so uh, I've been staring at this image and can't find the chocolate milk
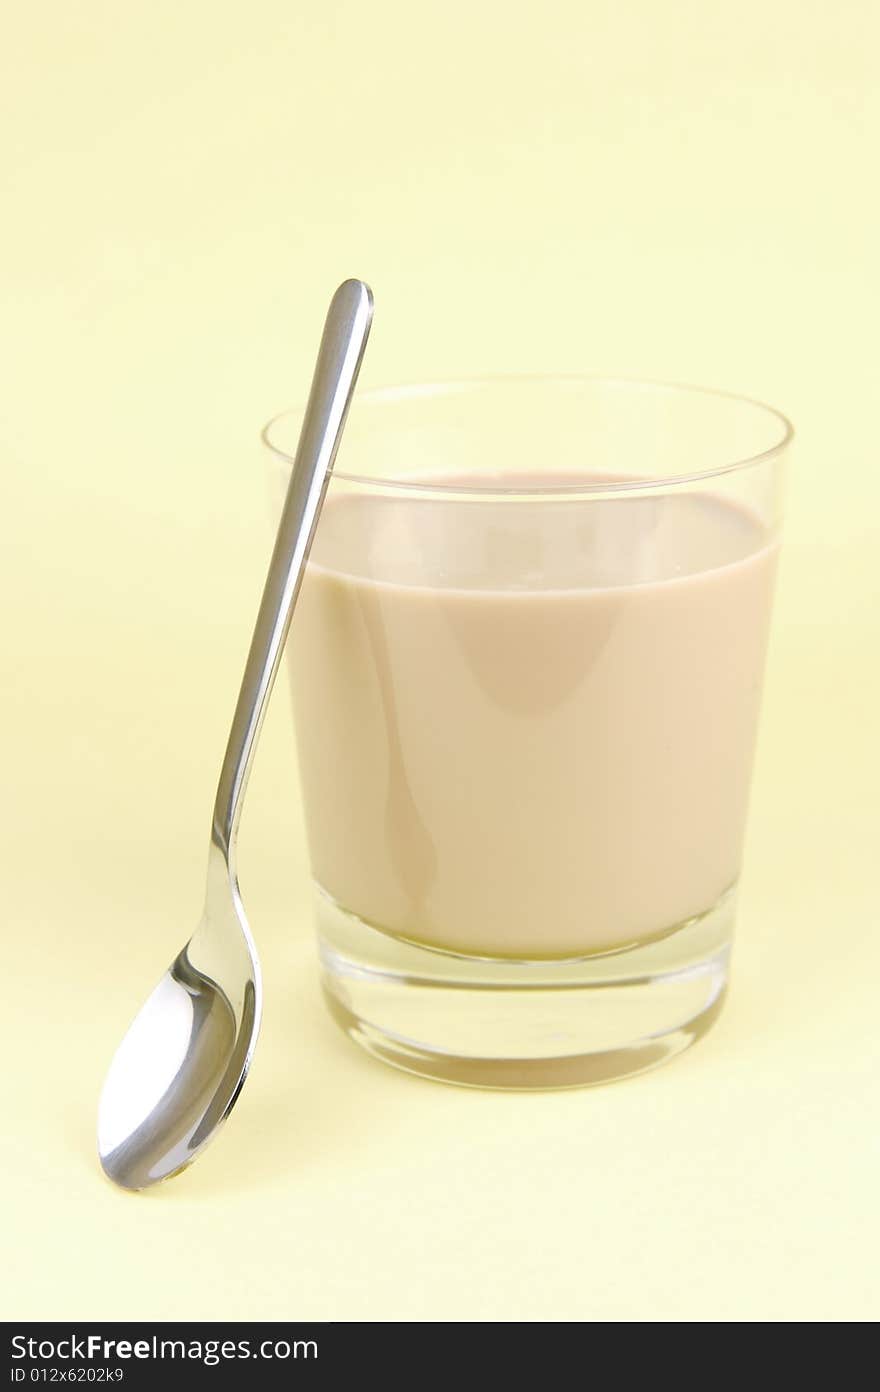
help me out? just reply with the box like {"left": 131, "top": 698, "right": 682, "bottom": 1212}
{"left": 290, "top": 481, "right": 777, "bottom": 958}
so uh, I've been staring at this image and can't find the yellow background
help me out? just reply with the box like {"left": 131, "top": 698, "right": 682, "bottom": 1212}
{"left": 2, "top": 1, "right": 878, "bottom": 1322}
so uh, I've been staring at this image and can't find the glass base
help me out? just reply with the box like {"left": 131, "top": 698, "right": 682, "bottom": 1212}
{"left": 316, "top": 886, "right": 734, "bottom": 1090}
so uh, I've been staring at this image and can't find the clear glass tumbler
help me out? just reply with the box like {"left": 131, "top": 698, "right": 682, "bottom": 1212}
{"left": 264, "top": 377, "right": 791, "bottom": 1088}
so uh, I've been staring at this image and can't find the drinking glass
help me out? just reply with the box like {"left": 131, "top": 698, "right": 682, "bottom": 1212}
{"left": 264, "top": 377, "right": 791, "bottom": 1087}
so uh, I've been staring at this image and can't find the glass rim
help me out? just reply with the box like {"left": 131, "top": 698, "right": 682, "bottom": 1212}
{"left": 261, "top": 374, "right": 794, "bottom": 497}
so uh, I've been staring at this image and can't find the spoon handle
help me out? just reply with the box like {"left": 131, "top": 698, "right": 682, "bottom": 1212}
{"left": 212, "top": 279, "right": 374, "bottom": 862}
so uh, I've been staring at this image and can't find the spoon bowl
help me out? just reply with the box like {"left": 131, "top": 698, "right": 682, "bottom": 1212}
{"left": 98, "top": 850, "right": 259, "bottom": 1189}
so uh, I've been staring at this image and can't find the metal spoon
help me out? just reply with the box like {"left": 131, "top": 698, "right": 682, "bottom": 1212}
{"left": 98, "top": 279, "right": 374, "bottom": 1190}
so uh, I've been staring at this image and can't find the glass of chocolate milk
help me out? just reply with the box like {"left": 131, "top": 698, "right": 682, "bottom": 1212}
{"left": 264, "top": 378, "right": 791, "bottom": 1088}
